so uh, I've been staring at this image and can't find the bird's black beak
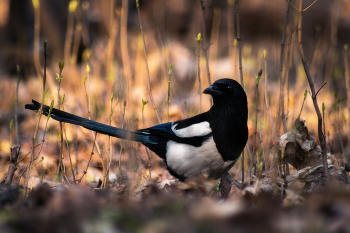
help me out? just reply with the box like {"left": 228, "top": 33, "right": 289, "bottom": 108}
{"left": 203, "top": 85, "right": 224, "bottom": 96}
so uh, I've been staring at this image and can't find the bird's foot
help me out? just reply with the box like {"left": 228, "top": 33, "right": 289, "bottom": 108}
{"left": 219, "top": 172, "right": 244, "bottom": 198}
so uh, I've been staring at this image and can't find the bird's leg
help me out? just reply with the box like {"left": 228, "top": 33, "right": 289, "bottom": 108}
{"left": 219, "top": 172, "right": 243, "bottom": 198}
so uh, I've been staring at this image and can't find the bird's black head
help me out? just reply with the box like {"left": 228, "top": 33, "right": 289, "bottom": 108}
{"left": 203, "top": 79, "right": 247, "bottom": 114}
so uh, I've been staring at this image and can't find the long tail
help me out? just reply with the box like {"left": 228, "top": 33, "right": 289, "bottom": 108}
{"left": 25, "top": 100, "right": 155, "bottom": 144}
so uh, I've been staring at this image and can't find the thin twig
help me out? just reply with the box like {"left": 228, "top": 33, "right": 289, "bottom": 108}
{"left": 284, "top": 26, "right": 298, "bottom": 46}
{"left": 253, "top": 70, "right": 262, "bottom": 177}
{"left": 76, "top": 132, "right": 97, "bottom": 185}
{"left": 198, "top": 0, "right": 212, "bottom": 107}
{"left": 302, "top": 0, "right": 319, "bottom": 12}
{"left": 62, "top": 102, "right": 76, "bottom": 185}
{"left": 119, "top": 101, "right": 127, "bottom": 178}
{"left": 196, "top": 33, "right": 202, "bottom": 114}
{"left": 57, "top": 60, "right": 65, "bottom": 178}
{"left": 298, "top": 90, "right": 307, "bottom": 119}
{"left": 33, "top": 103, "right": 53, "bottom": 162}
{"left": 279, "top": 0, "right": 292, "bottom": 134}
{"left": 167, "top": 64, "right": 174, "bottom": 122}
{"left": 64, "top": 1, "right": 78, "bottom": 67}
{"left": 32, "top": 0, "right": 42, "bottom": 78}
{"left": 336, "top": 103, "right": 345, "bottom": 162}
{"left": 296, "top": 0, "right": 329, "bottom": 180}
{"left": 121, "top": 0, "right": 131, "bottom": 102}
{"left": 284, "top": 0, "right": 299, "bottom": 12}
{"left": 263, "top": 51, "right": 278, "bottom": 140}
{"left": 17, "top": 143, "right": 41, "bottom": 164}
{"left": 344, "top": 45, "right": 350, "bottom": 163}
{"left": 24, "top": 40, "right": 48, "bottom": 199}
{"left": 236, "top": 0, "right": 245, "bottom": 183}
{"left": 136, "top": 1, "right": 161, "bottom": 124}
{"left": 83, "top": 74, "right": 102, "bottom": 156}
{"left": 315, "top": 82, "right": 327, "bottom": 97}
{"left": 142, "top": 99, "right": 152, "bottom": 181}
{"left": 15, "top": 65, "right": 20, "bottom": 146}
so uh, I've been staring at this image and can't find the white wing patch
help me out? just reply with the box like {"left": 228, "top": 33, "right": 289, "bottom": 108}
{"left": 166, "top": 137, "right": 236, "bottom": 179}
{"left": 171, "top": 121, "right": 212, "bottom": 138}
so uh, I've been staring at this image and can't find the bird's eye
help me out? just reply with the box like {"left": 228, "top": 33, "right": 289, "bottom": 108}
{"left": 227, "top": 85, "right": 233, "bottom": 91}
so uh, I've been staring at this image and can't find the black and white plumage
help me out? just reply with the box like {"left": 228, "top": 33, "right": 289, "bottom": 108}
{"left": 25, "top": 79, "right": 248, "bottom": 181}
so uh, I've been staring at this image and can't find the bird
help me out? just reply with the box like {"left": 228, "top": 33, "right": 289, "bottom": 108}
{"left": 25, "top": 78, "right": 248, "bottom": 182}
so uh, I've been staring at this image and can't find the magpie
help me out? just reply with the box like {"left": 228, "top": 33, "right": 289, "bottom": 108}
{"left": 25, "top": 79, "right": 248, "bottom": 181}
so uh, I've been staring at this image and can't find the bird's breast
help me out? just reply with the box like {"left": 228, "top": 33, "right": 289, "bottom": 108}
{"left": 165, "top": 136, "right": 238, "bottom": 180}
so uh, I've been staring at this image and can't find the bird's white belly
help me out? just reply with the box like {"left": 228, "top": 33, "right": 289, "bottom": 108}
{"left": 166, "top": 137, "right": 236, "bottom": 179}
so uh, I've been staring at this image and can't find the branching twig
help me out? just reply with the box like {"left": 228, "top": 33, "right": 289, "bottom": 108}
{"left": 284, "top": 0, "right": 299, "bottom": 12}
{"left": 17, "top": 143, "right": 41, "bottom": 164}
{"left": 34, "top": 100, "right": 54, "bottom": 161}
{"left": 136, "top": 0, "right": 161, "bottom": 124}
{"left": 315, "top": 82, "right": 327, "bottom": 97}
{"left": 294, "top": 0, "right": 329, "bottom": 180}
{"left": 76, "top": 132, "right": 97, "bottom": 185}
{"left": 24, "top": 40, "right": 48, "bottom": 198}
{"left": 62, "top": 98, "right": 76, "bottom": 185}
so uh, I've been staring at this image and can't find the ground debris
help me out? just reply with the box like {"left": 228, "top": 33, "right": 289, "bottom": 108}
{"left": 278, "top": 118, "right": 323, "bottom": 170}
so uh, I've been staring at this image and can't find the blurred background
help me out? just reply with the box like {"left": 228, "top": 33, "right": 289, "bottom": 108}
{"left": 0, "top": 0, "right": 349, "bottom": 184}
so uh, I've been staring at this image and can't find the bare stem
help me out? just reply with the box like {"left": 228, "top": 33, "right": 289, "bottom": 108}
{"left": 62, "top": 105, "right": 76, "bottom": 185}
{"left": 253, "top": 70, "right": 262, "bottom": 177}
{"left": 236, "top": 0, "right": 245, "bottom": 183}
{"left": 24, "top": 40, "right": 48, "bottom": 198}
{"left": 83, "top": 67, "right": 102, "bottom": 158}
{"left": 264, "top": 51, "right": 278, "bottom": 140}
{"left": 196, "top": 35, "right": 202, "bottom": 114}
{"left": 57, "top": 68, "right": 64, "bottom": 179}
{"left": 76, "top": 132, "right": 97, "bottom": 185}
{"left": 15, "top": 66, "right": 20, "bottom": 146}
{"left": 32, "top": 1, "right": 41, "bottom": 78}
{"left": 198, "top": 0, "right": 212, "bottom": 106}
{"left": 337, "top": 104, "right": 345, "bottom": 162}
{"left": 253, "top": 76, "right": 259, "bottom": 176}
{"left": 17, "top": 143, "right": 41, "bottom": 164}
{"left": 119, "top": 101, "right": 127, "bottom": 178}
{"left": 343, "top": 45, "right": 350, "bottom": 163}
{"left": 279, "top": 0, "right": 292, "bottom": 134}
{"left": 295, "top": 0, "right": 329, "bottom": 180}
{"left": 142, "top": 100, "right": 152, "bottom": 181}
{"left": 136, "top": 4, "right": 161, "bottom": 124}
